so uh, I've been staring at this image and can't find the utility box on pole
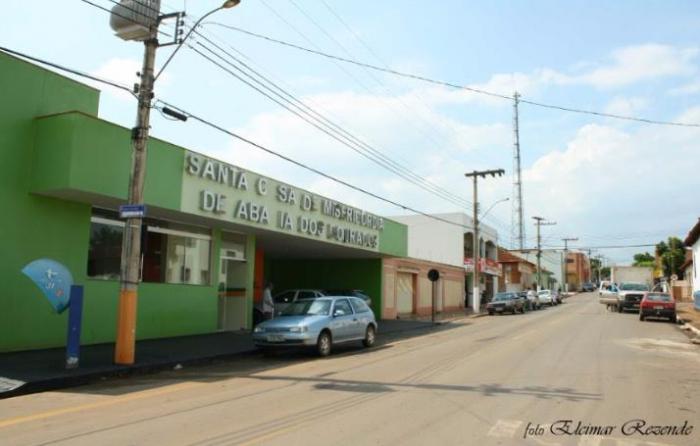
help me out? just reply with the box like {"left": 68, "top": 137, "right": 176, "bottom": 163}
{"left": 110, "top": 0, "right": 160, "bottom": 41}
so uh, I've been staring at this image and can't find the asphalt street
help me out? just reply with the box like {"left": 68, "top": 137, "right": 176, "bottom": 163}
{"left": 1, "top": 292, "right": 698, "bottom": 446}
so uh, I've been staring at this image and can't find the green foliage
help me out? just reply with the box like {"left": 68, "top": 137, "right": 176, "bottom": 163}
{"left": 632, "top": 252, "right": 655, "bottom": 267}
{"left": 655, "top": 237, "right": 685, "bottom": 277}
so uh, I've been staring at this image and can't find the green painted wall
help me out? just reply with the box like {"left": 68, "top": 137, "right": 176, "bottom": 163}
{"left": 0, "top": 52, "right": 401, "bottom": 352}
{"left": 32, "top": 112, "right": 184, "bottom": 211}
{"left": 379, "top": 219, "right": 408, "bottom": 257}
{"left": 0, "top": 53, "right": 99, "bottom": 352}
{"left": 0, "top": 54, "right": 223, "bottom": 352}
{"left": 266, "top": 258, "right": 383, "bottom": 316}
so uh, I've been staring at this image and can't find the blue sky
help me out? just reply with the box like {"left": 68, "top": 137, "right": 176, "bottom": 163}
{"left": 4, "top": 0, "right": 700, "bottom": 264}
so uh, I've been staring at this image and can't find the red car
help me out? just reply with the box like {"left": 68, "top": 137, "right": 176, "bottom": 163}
{"left": 639, "top": 292, "right": 676, "bottom": 323}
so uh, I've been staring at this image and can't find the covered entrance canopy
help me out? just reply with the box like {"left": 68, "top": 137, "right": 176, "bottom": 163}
{"left": 28, "top": 111, "right": 407, "bottom": 339}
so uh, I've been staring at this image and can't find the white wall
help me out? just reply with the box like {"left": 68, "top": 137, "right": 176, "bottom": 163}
{"left": 693, "top": 240, "right": 700, "bottom": 294}
{"left": 510, "top": 250, "right": 565, "bottom": 287}
{"left": 391, "top": 213, "right": 500, "bottom": 268}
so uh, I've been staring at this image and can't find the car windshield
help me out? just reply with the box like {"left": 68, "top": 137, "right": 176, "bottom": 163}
{"left": 620, "top": 283, "right": 648, "bottom": 291}
{"left": 493, "top": 293, "right": 512, "bottom": 301}
{"left": 646, "top": 293, "right": 671, "bottom": 302}
{"left": 277, "top": 299, "right": 331, "bottom": 316}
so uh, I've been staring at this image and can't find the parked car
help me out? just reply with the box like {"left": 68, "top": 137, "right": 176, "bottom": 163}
{"left": 639, "top": 292, "right": 676, "bottom": 323}
{"left": 598, "top": 283, "right": 619, "bottom": 310}
{"left": 537, "top": 289, "right": 556, "bottom": 306}
{"left": 616, "top": 282, "right": 649, "bottom": 313}
{"left": 581, "top": 282, "right": 596, "bottom": 292}
{"left": 272, "top": 289, "right": 326, "bottom": 315}
{"left": 253, "top": 297, "right": 377, "bottom": 356}
{"left": 552, "top": 290, "right": 563, "bottom": 304}
{"left": 323, "top": 289, "right": 372, "bottom": 307}
{"left": 487, "top": 292, "right": 526, "bottom": 315}
{"left": 525, "top": 289, "right": 540, "bottom": 310}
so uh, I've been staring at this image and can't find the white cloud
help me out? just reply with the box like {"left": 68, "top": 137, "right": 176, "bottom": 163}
{"left": 603, "top": 96, "right": 649, "bottom": 116}
{"left": 670, "top": 80, "right": 700, "bottom": 96}
{"left": 565, "top": 44, "right": 698, "bottom": 88}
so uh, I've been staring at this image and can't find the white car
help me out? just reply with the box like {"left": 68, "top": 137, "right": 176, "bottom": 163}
{"left": 537, "top": 289, "right": 556, "bottom": 306}
{"left": 526, "top": 290, "right": 541, "bottom": 310}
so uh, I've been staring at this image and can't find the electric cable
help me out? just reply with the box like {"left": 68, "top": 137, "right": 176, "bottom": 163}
{"left": 210, "top": 23, "right": 700, "bottom": 128}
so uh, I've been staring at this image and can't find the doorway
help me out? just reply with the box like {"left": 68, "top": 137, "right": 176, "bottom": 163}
{"left": 217, "top": 232, "right": 248, "bottom": 331}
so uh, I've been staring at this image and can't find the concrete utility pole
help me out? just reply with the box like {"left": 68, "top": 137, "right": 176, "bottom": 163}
{"left": 111, "top": 0, "right": 240, "bottom": 365}
{"left": 532, "top": 216, "right": 556, "bottom": 290}
{"left": 561, "top": 237, "right": 578, "bottom": 293}
{"left": 113, "top": 1, "right": 161, "bottom": 366}
{"left": 511, "top": 91, "right": 525, "bottom": 250}
{"left": 465, "top": 169, "right": 505, "bottom": 313}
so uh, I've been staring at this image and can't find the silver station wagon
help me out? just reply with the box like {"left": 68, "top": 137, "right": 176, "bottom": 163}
{"left": 253, "top": 296, "right": 378, "bottom": 356}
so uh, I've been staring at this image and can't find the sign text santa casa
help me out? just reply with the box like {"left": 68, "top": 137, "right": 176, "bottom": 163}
{"left": 180, "top": 152, "right": 384, "bottom": 250}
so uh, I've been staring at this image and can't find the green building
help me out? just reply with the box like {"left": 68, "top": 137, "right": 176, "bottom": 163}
{"left": 0, "top": 52, "right": 408, "bottom": 353}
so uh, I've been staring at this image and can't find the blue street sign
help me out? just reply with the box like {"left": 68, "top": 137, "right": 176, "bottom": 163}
{"left": 119, "top": 204, "right": 147, "bottom": 218}
{"left": 22, "top": 259, "right": 73, "bottom": 313}
{"left": 66, "top": 285, "right": 84, "bottom": 369}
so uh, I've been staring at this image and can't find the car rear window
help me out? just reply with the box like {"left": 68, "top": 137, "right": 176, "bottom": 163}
{"left": 350, "top": 297, "right": 370, "bottom": 313}
{"left": 646, "top": 293, "right": 671, "bottom": 302}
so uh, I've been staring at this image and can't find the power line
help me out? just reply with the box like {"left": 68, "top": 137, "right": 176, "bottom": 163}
{"left": 0, "top": 45, "right": 136, "bottom": 97}
{"left": 209, "top": 23, "right": 700, "bottom": 129}
{"left": 79, "top": 0, "right": 174, "bottom": 39}
{"left": 185, "top": 20, "right": 513, "bottom": 233}
{"left": 189, "top": 39, "right": 478, "bottom": 213}
{"left": 0, "top": 45, "right": 481, "bottom": 233}
{"left": 258, "top": 0, "right": 467, "bottom": 172}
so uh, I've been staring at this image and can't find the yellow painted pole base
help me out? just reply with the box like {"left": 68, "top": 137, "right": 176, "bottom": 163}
{"left": 114, "top": 289, "right": 138, "bottom": 365}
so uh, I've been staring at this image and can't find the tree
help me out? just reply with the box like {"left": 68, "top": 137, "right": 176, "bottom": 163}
{"left": 656, "top": 237, "right": 685, "bottom": 278}
{"left": 632, "top": 252, "right": 655, "bottom": 267}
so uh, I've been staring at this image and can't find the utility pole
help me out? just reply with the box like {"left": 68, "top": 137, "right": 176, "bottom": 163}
{"left": 465, "top": 169, "right": 505, "bottom": 313}
{"left": 561, "top": 237, "right": 578, "bottom": 294}
{"left": 110, "top": 0, "right": 239, "bottom": 365}
{"left": 532, "top": 216, "right": 556, "bottom": 290}
{"left": 512, "top": 92, "right": 525, "bottom": 250}
{"left": 113, "top": 1, "right": 161, "bottom": 365}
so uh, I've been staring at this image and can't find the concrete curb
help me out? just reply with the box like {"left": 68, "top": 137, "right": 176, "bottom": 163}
{"left": 1, "top": 320, "right": 467, "bottom": 400}
{"left": 1, "top": 349, "right": 260, "bottom": 400}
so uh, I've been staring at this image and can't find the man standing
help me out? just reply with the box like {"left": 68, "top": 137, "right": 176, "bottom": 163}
{"left": 262, "top": 282, "right": 275, "bottom": 320}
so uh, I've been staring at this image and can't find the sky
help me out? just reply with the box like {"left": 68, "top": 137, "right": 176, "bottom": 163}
{"left": 4, "top": 0, "right": 700, "bottom": 265}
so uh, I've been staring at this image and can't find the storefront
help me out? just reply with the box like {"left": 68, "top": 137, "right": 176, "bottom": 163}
{"left": 0, "top": 52, "right": 407, "bottom": 353}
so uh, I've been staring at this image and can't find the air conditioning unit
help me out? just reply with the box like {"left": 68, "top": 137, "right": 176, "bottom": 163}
{"left": 109, "top": 0, "right": 160, "bottom": 41}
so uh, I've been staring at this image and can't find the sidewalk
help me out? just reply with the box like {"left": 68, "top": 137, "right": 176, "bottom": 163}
{"left": 0, "top": 318, "right": 467, "bottom": 399}
{"left": 676, "top": 302, "right": 700, "bottom": 341}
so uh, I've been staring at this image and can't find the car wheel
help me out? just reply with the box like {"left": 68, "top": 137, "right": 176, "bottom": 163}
{"left": 639, "top": 313, "right": 645, "bottom": 321}
{"left": 316, "top": 331, "right": 332, "bottom": 357}
{"left": 488, "top": 311, "right": 494, "bottom": 315}
{"left": 670, "top": 315, "right": 677, "bottom": 324}
{"left": 362, "top": 325, "right": 376, "bottom": 348}
{"left": 617, "top": 304, "right": 623, "bottom": 313}
{"left": 521, "top": 306, "right": 526, "bottom": 314}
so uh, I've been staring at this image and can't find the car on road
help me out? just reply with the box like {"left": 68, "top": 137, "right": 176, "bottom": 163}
{"left": 273, "top": 289, "right": 373, "bottom": 315}
{"left": 273, "top": 289, "right": 326, "bottom": 315}
{"left": 322, "top": 289, "right": 372, "bottom": 307}
{"left": 639, "top": 292, "right": 677, "bottom": 323}
{"left": 487, "top": 292, "right": 526, "bottom": 315}
{"left": 615, "top": 282, "right": 649, "bottom": 313}
{"left": 525, "top": 290, "right": 541, "bottom": 310}
{"left": 253, "top": 296, "right": 377, "bottom": 356}
{"left": 581, "top": 282, "right": 596, "bottom": 292}
{"left": 598, "top": 283, "right": 619, "bottom": 310}
{"left": 537, "top": 289, "right": 556, "bottom": 306}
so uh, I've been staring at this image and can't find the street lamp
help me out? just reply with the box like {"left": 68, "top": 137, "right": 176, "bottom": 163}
{"left": 155, "top": 0, "right": 241, "bottom": 81}
{"left": 110, "top": 0, "right": 241, "bottom": 365}
{"left": 481, "top": 197, "right": 509, "bottom": 220}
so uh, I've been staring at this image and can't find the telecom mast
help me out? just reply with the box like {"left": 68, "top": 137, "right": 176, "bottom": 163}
{"left": 512, "top": 91, "right": 525, "bottom": 249}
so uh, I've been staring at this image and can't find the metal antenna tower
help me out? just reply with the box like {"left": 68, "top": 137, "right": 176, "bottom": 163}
{"left": 511, "top": 91, "right": 524, "bottom": 249}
